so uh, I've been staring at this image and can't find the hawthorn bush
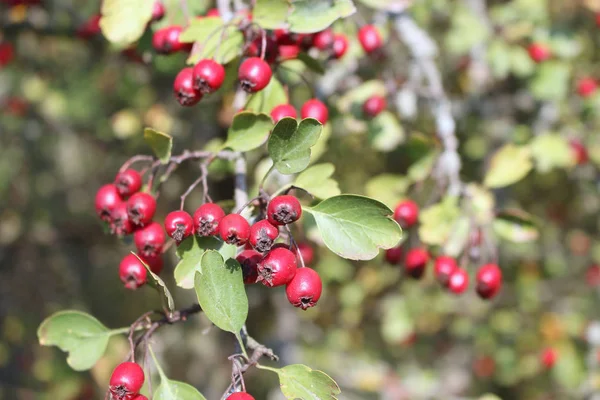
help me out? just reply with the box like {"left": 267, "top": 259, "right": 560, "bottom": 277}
{"left": 2, "top": 0, "right": 600, "bottom": 399}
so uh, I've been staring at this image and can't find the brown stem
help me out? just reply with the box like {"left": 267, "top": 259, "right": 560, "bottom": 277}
{"left": 119, "top": 155, "right": 154, "bottom": 173}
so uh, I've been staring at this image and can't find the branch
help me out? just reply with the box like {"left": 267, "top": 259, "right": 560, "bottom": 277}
{"left": 234, "top": 154, "right": 248, "bottom": 210}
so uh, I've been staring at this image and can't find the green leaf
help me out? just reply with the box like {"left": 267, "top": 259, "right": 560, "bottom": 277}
{"left": 445, "top": 6, "right": 489, "bottom": 55}
{"left": 296, "top": 52, "right": 326, "bottom": 75}
{"left": 530, "top": 61, "right": 571, "bottom": 101}
{"left": 294, "top": 163, "right": 341, "bottom": 199}
{"left": 443, "top": 216, "right": 471, "bottom": 257}
{"left": 484, "top": 144, "right": 533, "bottom": 188}
{"left": 493, "top": 209, "right": 539, "bottom": 243}
{"left": 180, "top": 17, "right": 244, "bottom": 65}
{"left": 100, "top": 0, "right": 154, "bottom": 45}
{"left": 224, "top": 112, "right": 274, "bottom": 152}
{"left": 246, "top": 78, "right": 288, "bottom": 114}
{"left": 338, "top": 80, "right": 386, "bottom": 113}
{"left": 529, "top": 133, "right": 574, "bottom": 172}
{"left": 37, "top": 311, "right": 114, "bottom": 371}
{"left": 509, "top": 46, "right": 535, "bottom": 77}
{"left": 144, "top": 128, "right": 173, "bottom": 164}
{"left": 268, "top": 117, "right": 323, "bottom": 174}
{"left": 418, "top": 196, "right": 461, "bottom": 246}
{"left": 487, "top": 39, "right": 512, "bottom": 79}
{"left": 407, "top": 150, "right": 439, "bottom": 182}
{"left": 367, "top": 111, "right": 405, "bottom": 152}
{"left": 356, "top": 0, "right": 408, "bottom": 11}
{"left": 154, "top": 379, "right": 207, "bottom": 400}
{"left": 288, "top": 0, "right": 356, "bottom": 33}
{"left": 365, "top": 174, "right": 411, "bottom": 209}
{"left": 273, "top": 364, "right": 341, "bottom": 399}
{"left": 381, "top": 296, "right": 414, "bottom": 344}
{"left": 253, "top": 0, "right": 290, "bottom": 29}
{"left": 303, "top": 195, "right": 402, "bottom": 260}
{"left": 552, "top": 342, "right": 584, "bottom": 389}
{"left": 194, "top": 250, "right": 248, "bottom": 334}
{"left": 132, "top": 253, "right": 175, "bottom": 313}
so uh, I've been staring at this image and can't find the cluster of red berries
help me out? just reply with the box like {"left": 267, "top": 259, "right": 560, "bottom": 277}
{"left": 385, "top": 200, "right": 503, "bottom": 299}
{"left": 109, "top": 362, "right": 146, "bottom": 400}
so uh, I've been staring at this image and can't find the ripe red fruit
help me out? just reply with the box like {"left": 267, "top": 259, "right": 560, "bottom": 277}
{"left": 476, "top": 263, "right": 502, "bottom": 299}
{"left": 577, "top": 77, "right": 597, "bottom": 98}
{"left": 119, "top": 254, "right": 148, "bottom": 290}
{"left": 164, "top": 210, "right": 194, "bottom": 243}
{"left": 358, "top": 25, "right": 383, "bottom": 53}
{"left": 142, "top": 254, "right": 164, "bottom": 275}
{"left": 132, "top": 395, "right": 149, "bottom": 400}
{"left": 296, "top": 242, "right": 314, "bottom": 266}
{"left": 193, "top": 203, "right": 226, "bottom": 236}
{"left": 114, "top": 169, "right": 142, "bottom": 198}
{"left": 110, "top": 202, "right": 134, "bottom": 236}
{"left": 300, "top": 99, "right": 328, "bottom": 124}
{"left": 151, "top": 1, "right": 165, "bottom": 21}
{"left": 385, "top": 246, "right": 403, "bottom": 264}
{"left": 527, "top": 43, "right": 551, "bottom": 63}
{"left": 227, "top": 393, "right": 255, "bottom": 400}
{"left": 363, "top": 95, "right": 387, "bottom": 118}
{"left": 246, "top": 36, "right": 278, "bottom": 64}
{"left": 448, "top": 268, "right": 469, "bottom": 294}
{"left": 286, "top": 267, "right": 322, "bottom": 310}
{"left": 109, "top": 362, "right": 145, "bottom": 399}
{"left": 278, "top": 44, "right": 301, "bottom": 61}
{"left": 205, "top": 8, "right": 220, "bottom": 17}
{"left": 405, "top": 248, "right": 429, "bottom": 279}
{"left": 332, "top": 34, "right": 349, "bottom": 59}
{"left": 134, "top": 222, "right": 166, "bottom": 258}
{"left": 126, "top": 192, "right": 156, "bottom": 227}
{"left": 0, "top": 42, "right": 14, "bottom": 67}
{"left": 193, "top": 59, "right": 226, "bottom": 94}
{"left": 570, "top": 140, "right": 589, "bottom": 165}
{"left": 270, "top": 104, "right": 297, "bottom": 123}
{"left": 219, "top": 214, "right": 251, "bottom": 245}
{"left": 257, "top": 247, "right": 297, "bottom": 287}
{"left": 434, "top": 256, "right": 458, "bottom": 287}
{"left": 249, "top": 219, "right": 279, "bottom": 252}
{"left": 174, "top": 67, "right": 203, "bottom": 106}
{"left": 152, "top": 26, "right": 186, "bottom": 54}
{"left": 76, "top": 14, "right": 101, "bottom": 39}
{"left": 541, "top": 347, "right": 558, "bottom": 369}
{"left": 267, "top": 195, "right": 302, "bottom": 226}
{"left": 95, "top": 184, "right": 123, "bottom": 222}
{"left": 394, "top": 200, "right": 419, "bottom": 228}
{"left": 586, "top": 264, "right": 600, "bottom": 287}
{"left": 313, "top": 29, "right": 334, "bottom": 50}
{"left": 238, "top": 57, "right": 272, "bottom": 93}
{"left": 236, "top": 250, "right": 262, "bottom": 284}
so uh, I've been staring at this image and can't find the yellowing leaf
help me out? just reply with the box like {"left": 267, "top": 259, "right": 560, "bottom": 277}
{"left": 484, "top": 144, "right": 533, "bottom": 188}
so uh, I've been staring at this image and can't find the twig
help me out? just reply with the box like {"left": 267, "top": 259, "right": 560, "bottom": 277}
{"left": 119, "top": 155, "right": 154, "bottom": 173}
{"left": 180, "top": 161, "right": 211, "bottom": 209}
{"left": 234, "top": 154, "right": 248, "bottom": 210}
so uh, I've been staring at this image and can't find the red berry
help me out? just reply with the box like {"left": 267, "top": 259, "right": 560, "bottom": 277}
{"left": 385, "top": 246, "right": 403, "bottom": 264}
{"left": 152, "top": 26, "right": 186, "bottom": 54}
{"left": 577, "top": 77, "right": 597, "bottom": 98}
{"left": 174, "top": 67, "right": 203, "bottom": 106}
{"left": 394, "top": 200, "right": 419, "bottom": 228}
{"left": 286, "top": 267, "right": 322, "bottom": 310}
{"left": 363, "top": 95, "right": 387, "bottom": 118}
{"left": 596, "top": 13, "right": 600, "bottom": 27}
{"left": 249, "top": 219, "right": 279, "bottom": 252}
{"left": 273, "top": 29, "right": 294, "bottom": 45}
{"left": 246, "top": 36, "right": 278, "bottom": 64}
{"left": 405, "top": 248, "right": 429, "bottom": 279}
{"left": 126, "top": 192, "right": 156, "bottom": 227}
{"left": 227, "top": 393, "right": 255, "bottom": 400}
{"left": 332, "top": 34, "right": 348, "bottom": 59}
{"left": 205, "top": 8, "right": 220, "bottom": 17}
{"left": 278, "top": 44, "right": 301, "bottom": 61}
{"left": 109, "top": 362, "right": 145, "bottom": 399}
{"left": 114, "top": 169, "right": 142, "bottom": 198}
{"left": 570, "top": 140, "right": 589, "bottom": 165}
{"left": 358, "top": 25, "right": 383, "bottom": 53}
{"left": 151, "top": 1, "right": 165, "bottom": 21}
{"left": 76, "top": 14, "right": 101, "bottom": 39}
{"left": 193, "top": 203, "right": 226, "bottom": 236}
{"left": 448, "top": 268, "right": 469, "bottom": 294}
{"left": 296, "top": 242, "right": 314, "bottom": 266}
{"left": 434, "top": 256, "right": 458, "bottom": 287}
{"left": 119, "top": 254, "right": 148, "bottom": 290}
{"left": 134, "top": 222, "right": 166, "bottom": 258}
{"left": 267, "top": 195, "right": 302, "bottom": 226}
{"left": 238, "top": 57, "right": 272, "bottom": 93}
{"left": 312, "top": 29, "right": 334, "bottom": 50}
{"left": 541, "top": 347, "right": 558, "bottom": 369}
{"left": 95, "top": 184, "right": 123, "bottom": 222}
{"left": 300, "top": 99, "right": 328, "bottom": 124}
{"left": 193, "top": 59, "right": 226, "bottom": 94}
{"left": 219, "top": 214, "right": 251, "bottom": 245}
{"left": 0, "top": 42, "right": 14, "bottom": 68}
{"left": 476, "top": 263, "right": 502, "bottom": 299}
{"left": 164, "top": 210, "right": 194, "bottom": 243}
{"left": 110, "top": 202, "right": 134, "bottom": 236}
{"left": 142, "top": 254, "right": 164, "bottom": 275}
{"left": 586, "top": 264, "right": 600, "bottom": 287}
{"left": 132, "top": 395, "right": 149, "bottom": 400}
{"left": 236, "top": 250, "right": 262, "bottom": 284}
{"left": 527, "top": 43, "right": 551, "bottom": 63}
{"left": 257, "top": 247, "right": 297, "bottom": 287}
{"left": 270, "top": 104, "right": 297, "bottom": 123}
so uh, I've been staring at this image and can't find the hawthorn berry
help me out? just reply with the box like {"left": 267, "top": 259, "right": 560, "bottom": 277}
{"left": 134, "top": 222, "right": 166, "bottom": 258}
{"left": 257, "top": 247, "right": 297, "bottom": 287}
{"left": 152, "top": 26, "right": 186, "bottom": 54}
{"left": 126, "top": 192, "right": 156, "bottom": 227}
{"left": 286, "top": 267, "right": 322, "bottom": 310}
{"left": 174, "top": 67, "right": 203, "bottom": 106}
{"left": 219, "top": 214, "right": 251, "bottom": 245}
{"left": 114, "top": 169, "right": 142, "bottom": 198}
{"left": 448, "top": 268, "right": 469, "bottom": 294}
{"left": 475, "top": 263, "right": 502, "bottom": 299}
{"left": 0, "top": 42, "right": 14, "bottom": 68}
{"left": 278, "top": 44, "right": 301, "bottom": 61}
{"left": 193, "top": 59, "right": 226, "bottom": 94}
{"left": 110, "top": 202, "right": 134, "bottom": 236}
{"left": 312, "top": 29, "right": 334, "bottom": 50}
{"left": 151, "top": 1, "right": 165, "bottom": 21}
{"left": 119, "top": 254, "right": 148, "bottom": 290}
{"left": 267, "top": 195, "right": 302, "bottom": 226}
{"left": 164, "top": 210, "right": 194, "bottom": 243}
{"left": 358, "top": 25, "right": 383, "bottom": 53}
{"left": 576, "top": 77, "right": 597, "bottom": 98}
{"left": 394, "top": 200, "right": 419, "bottom": 228}
{"left": 205, "top": 8, "right": 220, "bottom": 17}
{"left": 193, "top": 203, "right": 226, "bottom": 236}
{"left": 332, "top": 34, "right": 349, "bottom": 59}
{"left": 385, "top": 246, "right": 403, "bottom": 265}
{"left": 296, "top": 242, "right": 314, "bottom": 266}
{"left": 586, "top": 264, "right": 600, "bottom": 287}
{"left": 95, "top": 184, "right": 123, "bottom": 222}
{"left": 236, "top": 250, "right": 262, "bottom": 284}
{"left": 541, "top": 347, "right": 558, "bottom": 369}
{"left": 434, "top": 256, "right": 458, "bottom": 287}
{"left": 109, "top": 362, "right": 145, "bottom": 399}
{"left": 363, "top": 95, "right": 387, "bottom": 118}
{"left": 270, "top": 104, "right": 297, "bottom": 123}
{"left": 227, "top": 393, "right": 255, "bottom": 400}
{"left": 405, "top": 248, "right": 429, "bottom": 279}
{"left": 76, "top": 14, "right": 101, "bottom": 39}
{"left": 238, "top": 57, "right": 272, "bottom": 93}
{"left": 570, "top": 140, "right": 588, "bottom": 165}
{"left": 527, "top": 43, "right": 551, "bottom": 63}
{"left": 300, "top": 99, "right": 328, "bottom": 125}
{"left": 249, "top": 219, "right": 279, "bottom": 252}
{"left": 142, "top": 254, "right": 164, "bottom": 275}
{"left": 246, "top": 36, "right": 278, "bottom": 64}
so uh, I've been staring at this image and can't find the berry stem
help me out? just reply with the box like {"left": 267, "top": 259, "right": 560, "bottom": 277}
{"left": 285, "top": 225, "right": 305, "bottom": 268}
{"left": 179, "top": 161, "right": 211, "bottom": 210}
{"left": 119, "top": 155, "right": 154, "bottom": 174}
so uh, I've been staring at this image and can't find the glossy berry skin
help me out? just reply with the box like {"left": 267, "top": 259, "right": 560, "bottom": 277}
{"left": 249, "top": 219, "right": 279, "bottom": 252}
{"left": 358, "top": 25, "right": 383, "bottom": 53}
{"left": 257, "top": 247, "right": 297, "bottom": 287}
{"left": 570, "top": 140, "right": 589, "bottom": 165}
{"left": 300, "top": 99, "right": 328, "bottom": 125}
{"left": 332, "top": 34, "right": 349, "bottom": 59}
{"left": 541, "top": 347, "right": 558, "bottom": 369}
{"left": 363, "top": 95, "right": 387, "bottom": 118}
{"left": 219, "top": 214, "right": 251, "bottom": 246}
{"left": 434, "top": 256, "right": 458, "bottom": 287}
{"left": 134, "top": 222, "right": 166, "bottom": 258}
{"left": 577, "top": 77, "right": 597, "bottom": 98}
{"left": 236, "top": 250, "right": 262, "bottom": 284}
{"left": 448, "top": 268, "right": 469, "bottom": 294}
{"left": 151, "top": 1, "right": 165, "bottom": 21}
{"left": 527, "top": 43, "right": 551, "bottom": 63}
{"left": 267, "top": 195, "right": 302, "bottom": 226}
{"left": 95, "top": 184, "right": 123, "bottom": 222}
{"left": 114, "top": 169, "right": 142, "bottom": 198}
{"left": 193, "top": 203, "right": 225, "bottom": 236}
{"left": 313, "top": 29, "right": 334, "bottom": 50}
{"left": 238, "top": 57, "right": 272, "bottom": 93}
{"left": 476, "top": 263, "right": 502, "bottom": 299}
{"left": 296, "top": 242, "right": 314, "bottom": 266}
{"left": 405, "top": 248, "right": 429, "bottom": 279}
{"left": 227, "top": 393, "right": 255, "bottom": 400}
{"left": 126, "top": 192, "right": 156, "bottom": 227}
{"left": 110, "top": 202, "right": 134, "bottom": 236}
{"left": 394, "top": 200, "right": 419, "bottom": 228}
{"left": 286, "top": 267, "right": 322, "bottom": 310}
{"left": 270, "top": 104, "right": 297, "bottom": 123}
{"left": 205, "top": 8, "right": 220, "bottom": 17}
{"left": 131, "top": 395, "right": 149, "bottom": 400}
{"left": 385, "top": 246, "right": 403, "bottom": 265}
{"left": 164, "top": 210, "right": 194, "bottom": 243}
{"left": 174, "top": 67, "right": 202, "bottom": 106}
{"left": 109, "top": 362, "right": 145, "bottom": 399}
{"left": 278, "top": 44, "right": 301, "bottom": 61}
{"left": 193, "top": 59, "right": 226, "bottom": 94}
{"left": 142, "top": 254, "right": 164, "bottom": 275}
{"left": 119, "top": 254, "right": 147, "bottom": 290}
{"left": 152, "top": 26, "right": 186, "bottom": 54}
